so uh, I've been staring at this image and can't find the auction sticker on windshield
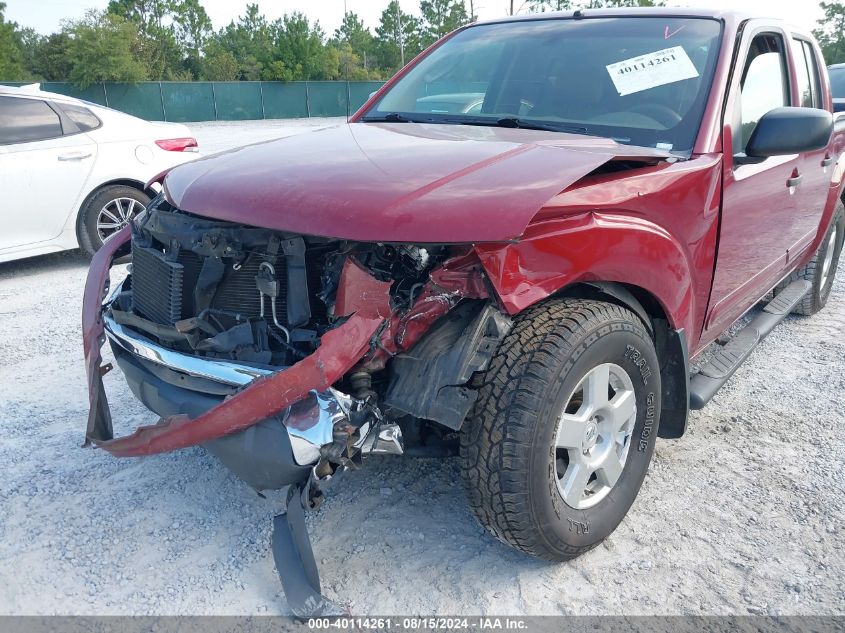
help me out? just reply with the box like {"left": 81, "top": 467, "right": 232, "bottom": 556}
{"left": 606, "top": 46, "right": 699, "bottom": 96}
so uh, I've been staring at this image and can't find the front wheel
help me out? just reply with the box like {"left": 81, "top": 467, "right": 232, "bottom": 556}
{"left": 460, "top": 299, "right": 661, "bottom": 561}
{"left": 78, "top": 185, "right": 150, "bottom": 256}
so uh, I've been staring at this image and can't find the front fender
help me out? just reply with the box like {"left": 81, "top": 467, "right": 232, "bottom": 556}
{"left": 475, "top": 212, "right": 696, "bottom": 337}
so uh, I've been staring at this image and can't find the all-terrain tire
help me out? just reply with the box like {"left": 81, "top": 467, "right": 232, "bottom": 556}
{"left": 775, "top": 201, "right": 844, "bottom": 316}
{"left": 78, "top": 185, "right": 150, "bottom": 256}
{"left": 460, "top": 298, "right": 661, "bottom": 561}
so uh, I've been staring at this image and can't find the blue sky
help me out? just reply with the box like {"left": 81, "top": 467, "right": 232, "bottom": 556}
{"left": 5, "top": 0, "right": 824, "bottom": 36}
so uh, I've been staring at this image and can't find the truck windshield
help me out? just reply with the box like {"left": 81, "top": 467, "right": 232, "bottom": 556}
{"left": 365, "top": 16, "right": 723, "bottom": 154}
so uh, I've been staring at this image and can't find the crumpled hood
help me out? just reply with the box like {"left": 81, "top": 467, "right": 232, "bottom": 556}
{"left": 163, "top": 122, "right": 670, "bottom": 243}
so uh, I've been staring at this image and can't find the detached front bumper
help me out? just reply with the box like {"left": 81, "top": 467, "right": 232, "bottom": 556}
{"left": 108, "top": 309, "right": 365, "bottom": 488}
{"left": 82, "top": 228, "right": 383, "bottom": 489}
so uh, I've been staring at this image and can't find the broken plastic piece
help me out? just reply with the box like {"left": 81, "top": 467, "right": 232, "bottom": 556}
{"left": 334, "top": 257, "right": 393, "bottom": 319}
{"left": 272, "top": 483, "right": 344, "bottom": 617}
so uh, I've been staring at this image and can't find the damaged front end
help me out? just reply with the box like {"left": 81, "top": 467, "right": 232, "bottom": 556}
{"left": 81, "top": 193, "right": 508, "bottom": 615}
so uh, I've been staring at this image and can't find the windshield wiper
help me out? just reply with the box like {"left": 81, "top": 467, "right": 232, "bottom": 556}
{"left": 362, "top": 113, "right": 590, "bottom": 135}
{"left": 432, "top": 115, "right": 589, "bottom": 135}
{"left": 361, "top": 112, "right": 414, "bottom": 123}
{"left": 493, "top": 117, "right": 589, "bottom": 134}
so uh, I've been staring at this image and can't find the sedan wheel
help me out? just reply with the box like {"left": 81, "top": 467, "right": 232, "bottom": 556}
{"left": 97, "top": 197, "right": 144, "bottom": 243}
{"left": 78, "top": 185, "right": 150, "bottom": 256}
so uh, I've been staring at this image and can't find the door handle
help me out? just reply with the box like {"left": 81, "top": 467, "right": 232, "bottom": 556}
{"left": 57, "top": 151, "right": 92, "bottom": 161}
{"left": 786, "top": 173, "right": 803, "bottom": 188}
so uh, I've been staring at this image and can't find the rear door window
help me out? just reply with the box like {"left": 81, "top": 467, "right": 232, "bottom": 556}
{"left": 59, "top": 103, "right": 102, "bottom": 132}
{"left": 792, "top": 38, "right": 823, "bottom": 108}
{"left": 801, "top": 41, "right": 823, "bottom": 108}
{"left": 0, "top": 96, "right": 63, "bottom": 144}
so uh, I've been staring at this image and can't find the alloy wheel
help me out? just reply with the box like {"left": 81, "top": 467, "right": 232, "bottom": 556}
{"left": 554, "top": 363, "right": 637, "bottom": 510}
{"left": 97, "top": 197, "right": 143, "bottom": 242}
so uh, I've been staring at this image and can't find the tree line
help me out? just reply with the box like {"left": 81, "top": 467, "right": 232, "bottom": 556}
{"left": 2, "top": 0, "right": 844, "bottom": 88}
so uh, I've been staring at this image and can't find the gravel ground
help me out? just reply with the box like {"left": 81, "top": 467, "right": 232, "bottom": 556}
{"left": 0, "top": 121, "right": 843, "bottom": 617}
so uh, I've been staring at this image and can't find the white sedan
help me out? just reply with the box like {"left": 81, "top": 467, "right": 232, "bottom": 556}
{"left": 0, "top": 84, "right": 199, "bottom": 263}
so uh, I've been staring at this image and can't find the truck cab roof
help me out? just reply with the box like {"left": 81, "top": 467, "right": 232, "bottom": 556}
{"left": 474, "top": 8, "right": 809, "bottom": 38}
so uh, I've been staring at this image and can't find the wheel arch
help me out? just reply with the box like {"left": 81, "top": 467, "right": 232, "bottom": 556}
{"left": 474, "top": 212, "right": 697, "bottom": 335}
{"left": 553, "top": 281, "right": 690, "bottom": 440}
{"left": 74, "top": 178, "right": 154, "bottom": 244}
{"left": 474, "top": 212, "right": 696, "bottom": 439}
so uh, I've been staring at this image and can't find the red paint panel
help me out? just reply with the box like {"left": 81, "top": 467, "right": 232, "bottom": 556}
{"left": 82, "top": 225, "right": 131, "bottom": 443}
{"left": 334, "top": 257, "right": 393, "bottom": 319}
{"left": 476, "top": 155, "right": 722, "bottom": 350}
{"left": 161, "top": 123, "right": 661, "bottom": 243}
{"left": 477, "top": 212, "right": 695, "bottom": 335}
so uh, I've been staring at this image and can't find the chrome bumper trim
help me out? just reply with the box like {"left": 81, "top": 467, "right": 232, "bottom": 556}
{"left": 103, "top": 309, "right": 356, "bottom": 466}
{"left": 103, "top": 312, "right": 274, "bottom": 387}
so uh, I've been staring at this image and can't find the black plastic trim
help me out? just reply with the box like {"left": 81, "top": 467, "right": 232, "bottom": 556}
{"left": 689, "top": 279, "right": 811, "bottom": 409}
{"left": 656, "top": 326, "right": 690, "bottom": 439}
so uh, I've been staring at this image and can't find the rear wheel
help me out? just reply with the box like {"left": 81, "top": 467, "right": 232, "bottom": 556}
{"left": 776, "top": 201, "right": 844, "bottom": 316}
{"left": 460, "top": 299, "right": 661, "bottom": 561}
{"left": 78, "top": 185, "right": 149, "bottom": 256}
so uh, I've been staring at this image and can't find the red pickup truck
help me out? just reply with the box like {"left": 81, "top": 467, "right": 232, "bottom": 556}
{"left": 82, "top": 9, "right": 845, "bottom": 615}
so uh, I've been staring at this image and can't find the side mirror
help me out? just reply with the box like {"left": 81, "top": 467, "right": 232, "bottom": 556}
{"left": 745, "top": 107, "right": 833, "bottom": 158}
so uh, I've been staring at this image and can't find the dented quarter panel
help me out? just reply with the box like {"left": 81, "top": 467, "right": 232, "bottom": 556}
{"left": 160, "top": 123, "right": 669, "bottom": 244}
{"left": 474, "top": 155, "right": 723, "bottom": 350}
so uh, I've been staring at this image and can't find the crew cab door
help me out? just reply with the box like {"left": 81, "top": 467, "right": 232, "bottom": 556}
{"left": 705, "top": 29, "right": 800, "bottom": 335}
{"left": 0, "top": 95, "right": 96, "bottom": 252}
{"left": 787, "top": 35, "right": 834, "bottom": 263}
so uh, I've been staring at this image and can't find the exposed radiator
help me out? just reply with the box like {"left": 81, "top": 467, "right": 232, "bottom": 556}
{"left": 131, "top": 245, "right": 184, "bottom": 325}
{"left": 130, "top": 243, "right": 290, "bottom": 326}
{"left": 176, "top": 250, "right": 287, "bottom": 321}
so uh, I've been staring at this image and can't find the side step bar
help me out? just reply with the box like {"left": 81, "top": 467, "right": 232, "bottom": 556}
{"left": 689, "top": 279, "right": 811, "bottom": 409}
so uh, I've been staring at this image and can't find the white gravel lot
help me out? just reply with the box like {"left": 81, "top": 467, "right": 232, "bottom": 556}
{"left": 0, "top": 120, "right": 843, "bottom": 617}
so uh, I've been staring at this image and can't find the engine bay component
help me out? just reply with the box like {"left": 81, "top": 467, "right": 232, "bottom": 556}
{"left": 256, "top": 261, "right": 291, "bottom": 343}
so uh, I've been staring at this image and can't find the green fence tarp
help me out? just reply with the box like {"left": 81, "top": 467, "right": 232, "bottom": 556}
{"left": 161, "top": 82, "right": 215, "bottom": 122}
{"left": 261, "top": 82, "right": 309, "bottom": 119}
{"left": 348, "top": 81, "right": 384, "bottom": 113}
{"left": 41, "top": 82, "right": 107, "bottom": 105}
{"left": 213, "top": 81, "right": 263, "bottom": 120}
{"left": 307, "top": 81, "right": 348, "bottom": 117}
{"left": 105, "top": 83, "right": 165, "bottom": 120}
{"left": 0, "top": 81, "right": 386, "bottom": 122}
